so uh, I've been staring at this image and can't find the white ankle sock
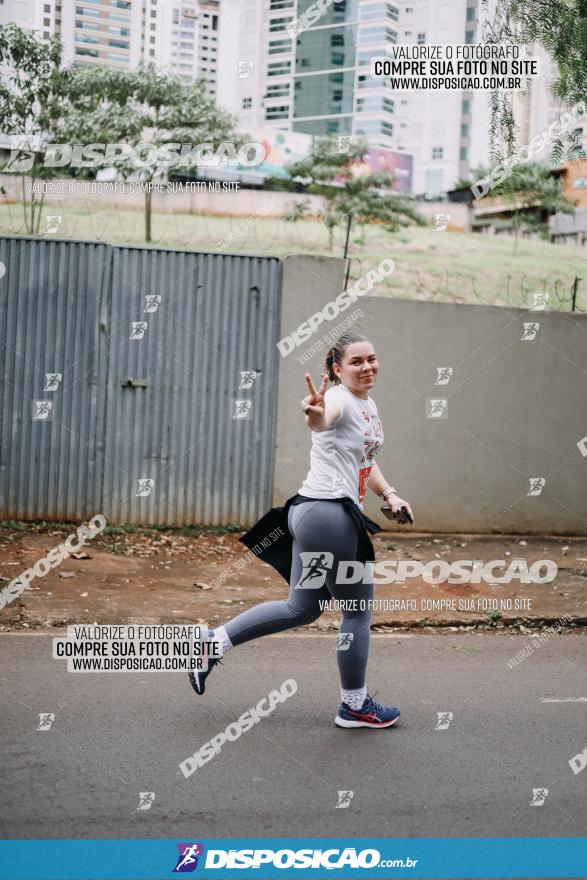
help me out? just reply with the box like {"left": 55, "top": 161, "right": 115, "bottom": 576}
{"left": 341, "top": 686, "right": 367, "bottom": 709}
{"left": 211, "top": 625, "right": 233, "bottom": 656}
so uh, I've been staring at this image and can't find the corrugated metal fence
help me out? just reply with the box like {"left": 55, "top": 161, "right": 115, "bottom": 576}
{"left": 0, "top": 237, "right": 282, "bottom": 526}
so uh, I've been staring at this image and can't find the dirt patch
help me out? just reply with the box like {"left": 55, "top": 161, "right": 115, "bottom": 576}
{"left": 0, "top": 522, "right": 585, "bottom": 634}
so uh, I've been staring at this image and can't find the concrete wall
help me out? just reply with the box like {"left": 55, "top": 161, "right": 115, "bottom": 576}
{"left": 274, "top": 255, "right": 587, "bottom": 535}
{"left": 0, "top": 174, "right": 470, "bottom": 230}
{"left": 0, "top": 174, "right": 325, "bottom": 218}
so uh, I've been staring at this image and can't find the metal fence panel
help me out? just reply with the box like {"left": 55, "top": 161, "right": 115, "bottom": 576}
{"left": 0, "top": 237, "right": 282, "bottom": 526}
{"left": 0, "top": 237, "right": 111, "bottom": 522}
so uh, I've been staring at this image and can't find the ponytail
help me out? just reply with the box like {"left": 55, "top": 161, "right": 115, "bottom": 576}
{"left": 325, "top": 333, "right": 369, "bottom": 384}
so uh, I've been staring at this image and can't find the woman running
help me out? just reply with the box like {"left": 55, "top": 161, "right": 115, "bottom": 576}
{"left": 189, "top": 333, "right": 414, "bottom": 728}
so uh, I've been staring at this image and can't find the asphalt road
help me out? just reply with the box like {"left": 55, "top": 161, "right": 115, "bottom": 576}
{"left": 1, "top": 632, "right": 585, "bottom": 840}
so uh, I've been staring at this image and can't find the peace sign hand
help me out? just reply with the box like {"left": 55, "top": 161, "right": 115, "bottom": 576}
{"left": 301, "top": 372, "right": 329, "bottom": 426}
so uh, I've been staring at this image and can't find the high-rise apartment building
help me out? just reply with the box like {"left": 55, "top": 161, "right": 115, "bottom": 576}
{"left": 216, "top": 0, "right": 494, "bottom": 195}
{"left": 157, "top": 0, "right": 219, "bottom": 94}
{"left": 0, "top": 0, "right": 219, "bottom": 95}
{"left": 0, "top": 0, "right": 156, "bottom": 67}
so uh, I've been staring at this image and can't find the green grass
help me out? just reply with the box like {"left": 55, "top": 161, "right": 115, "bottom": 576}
{"left": 1, "top": 201, "right": 586, "bottom": 309}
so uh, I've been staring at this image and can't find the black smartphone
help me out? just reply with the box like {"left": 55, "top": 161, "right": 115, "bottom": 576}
{"left": 381, "top": 505, "right": 414, "bottom": 525}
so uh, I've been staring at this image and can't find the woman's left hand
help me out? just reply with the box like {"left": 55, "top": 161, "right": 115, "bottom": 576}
{"left": 385, "top": 492, "right": 414, "bottom": 524}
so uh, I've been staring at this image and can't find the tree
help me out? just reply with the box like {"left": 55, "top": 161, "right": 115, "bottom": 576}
{"left": 60, "top": 64, "right": 241, "bottom": 242}
{"left": 268, "top": 136, "right": 425, "bottom": 252}
{"left": 0, "top": 24, "right": 71, "bottom": 233}
{"left": 491, "top": 161, "right": 575, "bottom": 252}
{"left": 482, "top": 0, "right": 587, "bottom": 163}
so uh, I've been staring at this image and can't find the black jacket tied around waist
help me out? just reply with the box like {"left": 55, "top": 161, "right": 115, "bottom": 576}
{"left": 238, "top": 494, "right": 381, "bottom": 584}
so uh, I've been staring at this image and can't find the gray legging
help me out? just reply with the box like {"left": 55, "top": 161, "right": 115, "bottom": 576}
{"left": 222, "top": 500, "right": 374, "bottom": 690}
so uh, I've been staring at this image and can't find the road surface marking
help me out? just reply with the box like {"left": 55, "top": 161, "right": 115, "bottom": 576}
{"left": 542, "top": 697, "right": 587, "bottom": 703}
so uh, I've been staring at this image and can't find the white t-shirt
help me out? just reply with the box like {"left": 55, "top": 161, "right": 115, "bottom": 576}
{"left": 298, "top": 383, "right": 384, "bottom": 509}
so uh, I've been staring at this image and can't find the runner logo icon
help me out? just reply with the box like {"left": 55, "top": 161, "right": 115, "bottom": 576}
{"left": 296, "top": 552, "right": 334, "bottom": 588}
{"left": 173, "top": 843, "right": 204, "bottom": 872}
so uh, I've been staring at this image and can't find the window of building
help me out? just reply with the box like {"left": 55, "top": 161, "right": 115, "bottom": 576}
{"left": 466, "top": 6, "right": 476, "bottom": 20}
{"left": 107, "top": 52, "right": 127, "bottom": 61}
{"left": 76, "top": 6, "right": 100, "bottom": 17}
{"left": 357, "top": 96, "right": 394, "bottom": 114}
{"left": 242, "top": 97, "right": 252, "bottom": 109}
{"left": 76, "top": 19, "right": 98, "bottom": 29}
{"left": 462, "top": 99, "right": 471, "bottom": 114}
{"left": 111, "top": 0, "right": 131, "bottom": 7}
{"left": 109, "top": 25, "right": 129, "bottom": 34}
{"left": 268, "top": 60, "right": 291, "bottom": 75}
{"left": 331, "top": 51, "right": 345, "bottom": 65}
{"left": 43, "top": 17, "right": 50, "bottom": 24}
{"left": 78, "top": 47, "right": 99, "bottom": 56}
{"left": 432, "top": 146, "right": 443, "bottom": 159}
{"left": 417, "top": 32, "right": 426, "bottom": 44}
{"left": 110, "top": 13, "right": 129, "bottom": 21}
{"left": 270, "top": 0, "right": 294, "bottom": 8}
{"left": 109, "top": 38, "right": 129, "bottom": 48}
{"left": 460, "top": 146, "right": 468, "bottom": 160}
{"left": 266, "top": 82, "right": 290, "bottom": 97}
{"left": 172, "top": 9, "right": 179, "bottom": 22}
{"left": 44, "top": 3, "right": 50, "bottom": 10}
{"left": 265, "top": 105, "right": 289, "bottom": 119}
{"left": 357, "top": 47, "right": 394, "bottom": 66}
{"left": 359, "top": 3, "right": 399, "bottom": 22}
{"left": 355, "top": 119, "right": 393, "bottom": 136}
{"left": 461, "top": 122, "right": 469, "bottom": 137}
{"left": 465, "top": 29, "right": 475, "bottom": 43}
{"left": 212, "top": 15, "right": 218, "bottom": 29}
{"left": 269, "top": 16, "right": 293, "bottom": 32}
{"left": 358, "top": 25, "right": 397, "bottom": 43}
{"left": 331, "top": 33, "right": 344, "bottom": 46}
{"left": 269, "top": 41, "right": 291, "bottom": 54}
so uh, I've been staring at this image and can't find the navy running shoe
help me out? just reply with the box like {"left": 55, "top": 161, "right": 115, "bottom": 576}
{"left": 188, "top": 656, "right": 222, "bottom": 696}
{"left": 335, "top": 693, "right": 400, "bottom": 728}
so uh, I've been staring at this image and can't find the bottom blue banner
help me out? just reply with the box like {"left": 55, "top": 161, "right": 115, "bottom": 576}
{"left": 0, "top": 837, "right": 586, "bottom": 879}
